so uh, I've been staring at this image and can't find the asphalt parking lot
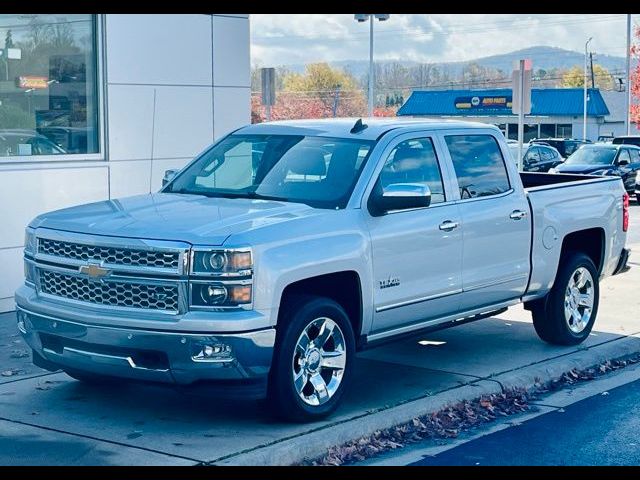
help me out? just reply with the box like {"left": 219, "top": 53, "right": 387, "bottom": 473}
{"left": 1, "top": 204, "right": 639, "bottom": 465}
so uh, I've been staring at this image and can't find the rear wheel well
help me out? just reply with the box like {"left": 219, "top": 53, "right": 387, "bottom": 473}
{"left": 278, "top": 272, "right": 362, "bottom": 339}
{"left": 560, "top": 228, "right": 605, "bottom": 274}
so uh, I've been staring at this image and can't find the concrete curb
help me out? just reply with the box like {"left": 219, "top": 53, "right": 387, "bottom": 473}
{"left": 213, "top": 334, "right": 640, "bottom": 466}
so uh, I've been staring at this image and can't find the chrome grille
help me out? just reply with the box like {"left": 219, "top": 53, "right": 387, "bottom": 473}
{"left": 39, "top": 270, "right": 179, "bottom": 312}
{"left": 38, "top": 238, "right": 180, "bottom": 270}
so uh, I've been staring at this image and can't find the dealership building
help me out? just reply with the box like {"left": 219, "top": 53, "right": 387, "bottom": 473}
{"left": 0, "top": 14, "right": 250, "bottom": 312}
{"left": 397, "top": 87, "right": 631, "bottom": 142}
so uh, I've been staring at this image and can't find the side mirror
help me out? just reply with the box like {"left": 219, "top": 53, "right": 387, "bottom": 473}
{"left": 162, "top": 169, "right": 179, "bottom": 187}
{"left": 370, "top": 183, "right": 431, "bottom": 216}
{"left": 618, "top": 158, "right": 630, "bottom": 166}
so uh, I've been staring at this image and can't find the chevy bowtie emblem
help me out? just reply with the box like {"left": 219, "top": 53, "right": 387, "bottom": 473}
{"left": 79, "top": 262, "right": 111, "bottom": 279}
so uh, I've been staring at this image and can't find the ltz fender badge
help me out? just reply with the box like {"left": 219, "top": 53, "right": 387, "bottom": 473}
{"left": 379, "top": 276, "right": 400, "bottom": 289}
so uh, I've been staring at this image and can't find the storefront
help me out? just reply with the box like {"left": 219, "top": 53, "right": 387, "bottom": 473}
{"left": 397, "top": 87, "right": 612, "bottom": 143}
{"left": 0, "top": 14, "right": 251, "bottom": 312}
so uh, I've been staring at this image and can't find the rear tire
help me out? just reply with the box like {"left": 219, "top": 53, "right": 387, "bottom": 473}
{"left": 532, "top": 251, "right": 599, "bottom": 346}
{"left": 267, "top": 295, "right": 355, "bottom": 422}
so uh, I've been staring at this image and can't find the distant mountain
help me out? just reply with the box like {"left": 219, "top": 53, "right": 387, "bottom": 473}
{"left": 278, "top": 46, "right": 627, "bottom": 80}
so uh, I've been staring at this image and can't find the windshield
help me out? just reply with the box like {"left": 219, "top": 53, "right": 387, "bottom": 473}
{"left": 564, "top": 146, "right": 617, "bottom": 166}
{"left": 164, "top": 134, "right": 374, "bottom": 209}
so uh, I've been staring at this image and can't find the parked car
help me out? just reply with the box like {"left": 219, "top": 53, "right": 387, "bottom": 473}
{"left": 530, "top": 138, "right": 590, "bottom": 159}
{"left": 549, "top": 143, "right": 640, "bottom": 196}
{"left": 612, "top": 135, "right": 640, "bottom": 148}
{"left": 508, "top": 142, "right": 564, "bottom": 172}
{"left": 16, "top": 118, "right": 630, "bottom": 421}
{"left": 0, "top": 129, "right": 66, "bottom": 156}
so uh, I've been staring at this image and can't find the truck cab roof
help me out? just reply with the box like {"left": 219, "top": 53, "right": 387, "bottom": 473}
{"left": 234, "top": 117, "right": 499, "bottom": 141}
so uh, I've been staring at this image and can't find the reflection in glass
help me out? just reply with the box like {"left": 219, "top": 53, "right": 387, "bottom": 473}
{"left": 0, "top": 14, "right": 98, "bottom": 158}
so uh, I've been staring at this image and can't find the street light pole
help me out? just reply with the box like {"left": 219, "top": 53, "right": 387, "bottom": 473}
{"left": 368, "top": 15, "right": 374, "bottom": 117}
{"left": 584, "top": 37, "right": 593, "bottom": 141}
{"left": 355, "top": 14, "right": 390, "bottom": 117}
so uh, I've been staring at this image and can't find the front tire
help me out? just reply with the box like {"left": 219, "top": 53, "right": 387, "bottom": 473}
{"left": 267, "top": 295, "right": 355, "bottom": 422}
{"left": 532, "top": 252, "right": 599, "bottom": 345}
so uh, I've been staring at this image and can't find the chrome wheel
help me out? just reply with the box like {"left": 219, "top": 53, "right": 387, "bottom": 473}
{"left": 292, "top": 317, "right": 347, "bottom": 406}
{"left": 564, "top": 267, "right": 594, "bottom": 334}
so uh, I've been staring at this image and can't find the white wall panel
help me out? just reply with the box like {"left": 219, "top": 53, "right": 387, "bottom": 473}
{"left": 151, "top": 86, "right": 213, "bottom": 159}
{"left": 213, "top": 87, "right": 250, "bottom": 139}
{"left": 105, "top": 14, "right": 213, "bottom": 85}
{"left": 0, "top": 247, "right": 23, "bottom": 302}
{"left": 107, "top": 85, "right": 155, "bottom": 161}
{"left": 0, "top": 165, "right": 109, "bottom": 249}
{"left": 213, "top": 16, "right": 250, "bottom": 87}
{"left": 109, "top": 160, "right": 152, "bottom": 198}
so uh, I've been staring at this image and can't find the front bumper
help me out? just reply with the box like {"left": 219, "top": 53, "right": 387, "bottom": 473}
{"left": 15, "top": 286, "right": 276, "bottom": 388}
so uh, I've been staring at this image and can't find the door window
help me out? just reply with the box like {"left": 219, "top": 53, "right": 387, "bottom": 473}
{"left": 445, "top": 135, "right": 511, "bottom": 199}
{"left": 524, "top": 147, "right": 541, "bottom": 164}
{"left": 379, "top": 138, "right": 446, "bottom": 205}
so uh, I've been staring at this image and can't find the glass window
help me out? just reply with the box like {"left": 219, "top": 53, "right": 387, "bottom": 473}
{"left": 0, "top": 14, "right": 99, "bottom": 159}
{"left": 539, "top": 124, "right": 556, "bottom": 138}
{"left": 445, "top": 135, "right": 511, "bottom": 199}
{"left": 166, "top": 135, "right": 374, "bottom": 210}
{"left": 557, "top": 124, "right": 572, "bottom": 138}
{"left": 630, "top": 149, "right": 640, "bottom": 163}
{"left": 618, "top": 149, "right": 631, "bottom": 163}
{"left": 565, "top": 146, "right": 617, "bottom": 166}
{"left": 507, "top": 123, "right": 518, "bottom": 140}
{"left": 524, "top": 147, "right": 541, "bottom": 164}
{"left": 379, "top": 138, "right": 445, "bottom": 205}
{"left": 540, "top": 147, "right": 556, "bottom": 162}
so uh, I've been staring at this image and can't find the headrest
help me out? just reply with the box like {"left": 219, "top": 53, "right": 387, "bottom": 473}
{"left": 287, "top": 148, "right": 327, "bottom": 176}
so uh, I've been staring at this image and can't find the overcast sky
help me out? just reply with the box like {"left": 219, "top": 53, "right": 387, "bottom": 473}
{"left": 250, "top": 14, "right": 632, "bottom": 67}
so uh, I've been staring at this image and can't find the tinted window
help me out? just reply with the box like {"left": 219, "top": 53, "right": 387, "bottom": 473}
{"left": 379, "top": 138, "right": 445, "bottom": 204}
{"left": 524, "top": 147, "right": 541, "bottom": 163}
{"left": 630, "top": 149, "right": 640, "bottom": 163}
{"left": 540, "top": 147, "right": 556, "bottom": 162}
{"left": 618, "top": 149, "right": 631, "bottom": 163}
{"left": 565, "top": 146, "right": 616, "bottom": 166}
{"left": 613, "top": 137, "right": 640, "bottom": 147}
{"left": 445, "top": 135, "right": 510, "bottom": 199}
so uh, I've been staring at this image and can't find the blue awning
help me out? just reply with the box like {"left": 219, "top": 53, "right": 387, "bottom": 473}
{"left": 397, "top": 88, "right": 610, "bottom": 117}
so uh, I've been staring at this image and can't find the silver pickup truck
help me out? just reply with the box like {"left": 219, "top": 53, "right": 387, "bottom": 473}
{"left": 16, "top": 118, "right": 631, "bottom": 421}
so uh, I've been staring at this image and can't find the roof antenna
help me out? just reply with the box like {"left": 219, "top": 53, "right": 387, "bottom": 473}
{"left": 350, "top": 118, "right": 368, "bottom": 134}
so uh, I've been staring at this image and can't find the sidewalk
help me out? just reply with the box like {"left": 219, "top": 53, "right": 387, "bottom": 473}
{"left": 1, "top": 247, "right": 639, "bottom": 465}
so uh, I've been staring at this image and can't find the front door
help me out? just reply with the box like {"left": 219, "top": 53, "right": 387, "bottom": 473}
{"left": 366, "top": 135, "right": 463, "bottom": 335}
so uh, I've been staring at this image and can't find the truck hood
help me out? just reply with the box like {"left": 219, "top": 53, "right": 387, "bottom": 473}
{"left": 30, "top": 193, "right": 316, "bottom": 245}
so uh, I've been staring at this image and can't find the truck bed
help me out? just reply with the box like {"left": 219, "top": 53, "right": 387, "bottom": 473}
{"left": 520, "top": 171, "right": 618, "bottom": 191}
{"left": 521, "top": 171, "right": 625, "bottom": 301}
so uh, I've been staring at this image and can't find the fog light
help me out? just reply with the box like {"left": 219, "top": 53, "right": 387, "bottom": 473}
{"left": 191, "top": 342, "right": 233, "bottom": 362}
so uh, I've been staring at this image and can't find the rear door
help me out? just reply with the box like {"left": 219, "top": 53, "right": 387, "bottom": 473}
{"left": 441, "top": 132, "right": 531, "bottom": 311}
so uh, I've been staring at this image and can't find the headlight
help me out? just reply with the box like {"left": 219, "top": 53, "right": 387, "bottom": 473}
{"left": 190, "top": 282, "right": 252, "bottom": 307}
{"left": 24, "top": 227, "right": 36, "bottom": 255}
{"left": 190, "top": 248, "right": 252, "bottom": 276}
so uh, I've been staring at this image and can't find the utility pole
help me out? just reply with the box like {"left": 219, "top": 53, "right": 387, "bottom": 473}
{"left": 626, "top": 14, "right": 632, "bottom": 135}
{"left": 589, "top": 52, "right": 595, "bottom": 88}
{"left": 584, "top": 37, "right": 593, "bottom": 142}
{"left": 332, "top": 85, "right": 341, "bottom": 117}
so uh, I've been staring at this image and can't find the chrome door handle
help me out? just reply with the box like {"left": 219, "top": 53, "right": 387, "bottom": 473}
{"left": 510, "top": 210, "right": 527, "bottom": 220}
{"left": 439, "top": 220, "right": 459, "bottom": 231}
